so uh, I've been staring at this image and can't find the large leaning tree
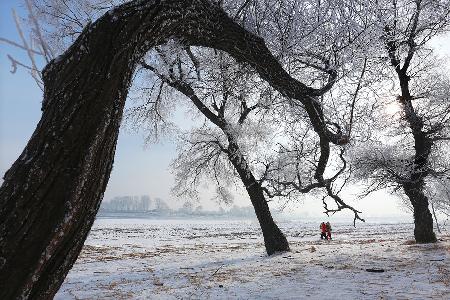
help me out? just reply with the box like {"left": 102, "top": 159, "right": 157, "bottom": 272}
{"left": 139, "top": 46, "right": 292, "bottom": 254}
{"left": 127, "top": 0, "right": 369, "bottom": 254}
{"left": 0, "top": 0, "right": 350, "bottom": 298}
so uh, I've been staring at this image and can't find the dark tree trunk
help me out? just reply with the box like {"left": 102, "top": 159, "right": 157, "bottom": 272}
{"left": 227, "top": 141, "right": 289, "bottom": 255}
{"left": 396, "top": 72, "right": 437, "bottom": 244}
{"left": 403, "top": 183, "right": 437, "bottom": 243}
{"left": 0, "top": 0, "right": 329, "bottom": 298}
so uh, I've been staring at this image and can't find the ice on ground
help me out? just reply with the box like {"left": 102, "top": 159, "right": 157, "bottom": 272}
{"left": 56, "top": 219, "right": 450, "bottom": 299}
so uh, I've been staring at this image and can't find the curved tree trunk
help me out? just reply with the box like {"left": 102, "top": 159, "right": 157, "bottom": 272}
{"left": 227, "top": 141, "right": 289, "bottom": 255}
{"left": 0, "top": 0, "right": 330, "bottom": 298}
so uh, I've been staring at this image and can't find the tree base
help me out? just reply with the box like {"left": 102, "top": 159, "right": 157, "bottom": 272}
{"left": 414, "top": 229, "right": 437, "bottom": 244}
{"left": 263, "top": 229, "right": 290, "bottom": 255}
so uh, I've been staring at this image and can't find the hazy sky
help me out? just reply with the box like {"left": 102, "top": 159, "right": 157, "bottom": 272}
{"left": 1, "top": 1, "right": 449, "bottom": 221}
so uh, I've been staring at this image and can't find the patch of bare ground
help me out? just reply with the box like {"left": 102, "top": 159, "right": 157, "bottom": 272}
{"left": 95, "top": 280, "right": 136, "bottom": 299}
{"left": 358, "top": 239, "right": 377, "bottom": 244}
{"left": 435, "top": 265, "right": 450, "bottom": 286}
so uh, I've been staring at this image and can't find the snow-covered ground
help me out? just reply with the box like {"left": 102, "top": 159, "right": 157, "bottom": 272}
{"left": 56, "top": 218, "right": 450, "bottom": 299}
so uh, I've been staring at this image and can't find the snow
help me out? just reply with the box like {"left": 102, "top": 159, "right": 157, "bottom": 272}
{"left": 56, "top": 219, "right": 449, "bottom": 299}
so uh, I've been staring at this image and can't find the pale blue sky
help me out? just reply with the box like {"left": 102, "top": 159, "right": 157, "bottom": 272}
{"left": 1, "top": 0, "right": 449, "bottom": 220}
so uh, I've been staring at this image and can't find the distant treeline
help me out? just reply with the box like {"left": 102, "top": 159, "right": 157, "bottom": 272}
{"left": 99, "top": 195, "right": 169, "bottom": 212}
{"left": 99, "top": 195, "right": 255, "bottom": 218}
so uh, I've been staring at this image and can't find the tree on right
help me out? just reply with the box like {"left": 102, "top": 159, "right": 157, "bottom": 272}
{"left": 350, "top": 0, "right": 450, "bottom": 243}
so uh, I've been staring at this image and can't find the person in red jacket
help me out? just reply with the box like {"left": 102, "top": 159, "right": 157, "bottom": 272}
{"left": 320, "top": 222, "right": 327, "bottom": 239}
{"left": 326, "top": 222, "right": 332, "bottom": 240}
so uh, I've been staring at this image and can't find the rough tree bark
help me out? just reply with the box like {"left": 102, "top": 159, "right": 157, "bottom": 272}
{"left": 403, "top": 182, "right": 436, "bottom": 243}
{"left": 0, "top": 0, "right": 340, "bottom": 298}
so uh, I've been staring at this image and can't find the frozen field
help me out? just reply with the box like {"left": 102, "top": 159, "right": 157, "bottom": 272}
{"left": 56, "top": 218, "right": 450, "bottom": 299}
